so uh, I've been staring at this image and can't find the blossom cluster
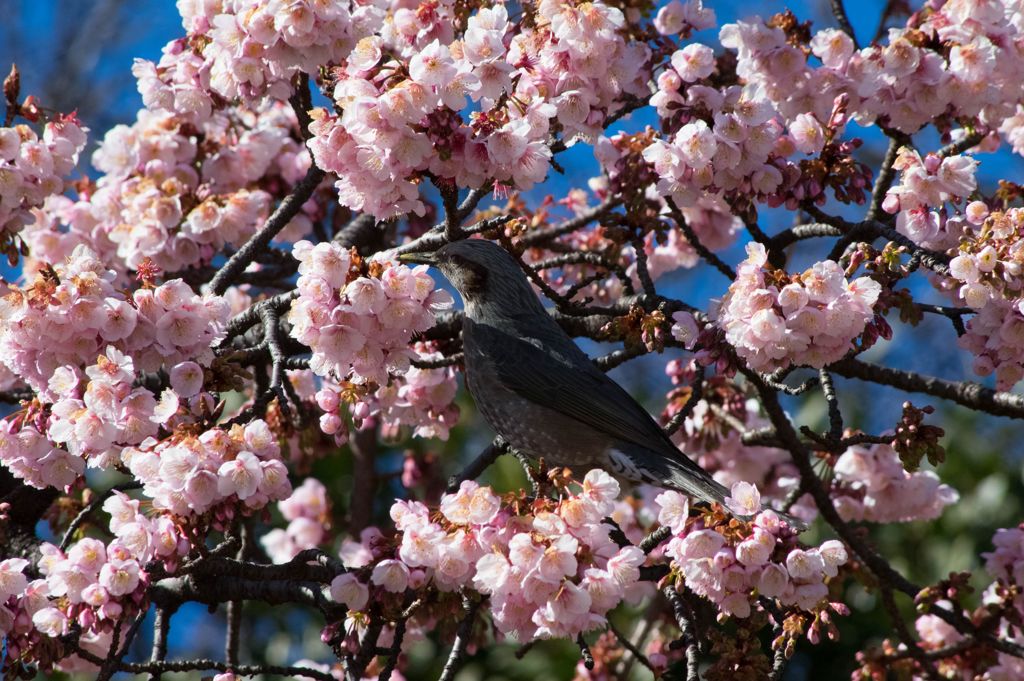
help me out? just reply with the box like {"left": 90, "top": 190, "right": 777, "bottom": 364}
{"left": 288, "top": 240, "right": 450, "bottom": 385}
{"left": 46, "top": 346, "right": 160, "bottom": 470}
{"left": 0, "top": 246, "right": 229, "bottom": 397}
{"left": 883, "top": 148, "right": 978, "bottom": 250}
{"left": 328, "top": 473, "right": 850, "bottom": 644}
{"left": 135, "top": 0, "right": 355, "bottom": 120}
{"left": 645, "top": 28, "right": 875, "bottom": 212}
{"left": 938, "top": 205, "right": 1024, "bottom": 389}
{"left": 721, "top": 5, "right": 1024, "bottom": 141}
{"left": 313, "top": 343, "right": 460, "bottom": 445}
{"left": 1, "top": 494, "right": 189, "bottom": 673}
{"left": 663, "top": 371, "right": 810, "bottom": 518}
{"left": 122, "top": 419, "right": 291, "bottom": 521}
{"left": 308, "top": 0, "right": 648, "bottom": 218}
{"left": 0, "top": 115, "right": 87, "bottom": 250}
{"left": 23, "top": 105, "right": 310, "bottom": 275}
{"left": 0, "top": 415, "right": 84, "bottom": 490}
{"left": 659, "top": 485, "right": 848, "bottom": 618}
{"left": 374, "top": 345, "right": 460, "bottom": 440}
{"left": 331, "top": 471, "right": 652, "bottom": 641}
{"left": 644, "top": 76, "right": 794, "bottom": 208}
{"left": 261, "top": 478, "right": 332, "bottom": 563}
{"left": 715, "top": 242, "right": 881, "bottom": 371}
{"left": 831, "top": 443, "right": 959, "bottom": 524}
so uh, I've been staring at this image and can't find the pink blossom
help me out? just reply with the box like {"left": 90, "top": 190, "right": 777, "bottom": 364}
{"left": 330, "top": 574, "right": 369, "bottom": 611}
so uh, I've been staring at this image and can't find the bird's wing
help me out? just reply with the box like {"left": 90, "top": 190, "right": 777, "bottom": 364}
{"left": 467, "top": 319, "right": 683, "bottom": 457}
{"left": 465, "top": 319, "right": 736, "bottom": 509}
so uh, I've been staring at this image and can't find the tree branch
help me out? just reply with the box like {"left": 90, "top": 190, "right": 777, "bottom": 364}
{"left": 210, "top": 164, "right": 326, "bottom": 295}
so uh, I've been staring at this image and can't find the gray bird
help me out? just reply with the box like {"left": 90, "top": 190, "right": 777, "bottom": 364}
{"left": 399, "top": 239, "right": 732, "bottom": 510}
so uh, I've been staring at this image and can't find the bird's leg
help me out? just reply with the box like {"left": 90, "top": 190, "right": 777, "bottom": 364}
{"left": 511, "top": 450, "right": 543, "bottom": 498}
{"left": 446, "top": 437, "right": 509, "bottom": 492}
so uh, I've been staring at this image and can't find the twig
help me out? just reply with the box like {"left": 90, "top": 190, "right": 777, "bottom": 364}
{"left": 148, "top": 605, "right": 174, "bottom": 681}
{"left": 639, "top": 525, "right": 673, "bottom": 554}
{"left": 937, "top": 130, "right": 984, "bottom": 158}
{"left": 388, "top": 214, "right": 514, "bottom": 258}
{"left": 665, "top": 197, "right": 735, "bottom": 279}
{"left": 665, "top": 364, "right": 705, "bottom": 436}
{"left": 60, "top": 481, "right": 142, "bottom": 551}
{"left": 437, "top": 596, "right": 480, "bottom": 681}
{"left": 880, "top": 587, "right": 944, "bottom": 681}
{"left": 73, "top": 647, "right": 335, "bottom": 681}
{"left": 830, "top": 0, "right": 859, "bottom": 48}
{"left": 867, "top": 135, "right": 906, "bottom": 222}
{"left": 805, "top": 205, "right": 951, "bottom": 274}
{"left": 447, "top": 438, "right": 509, "bottom": 491}
{"left": 210, "top": 164, "right": 326, "bottom": 295}
{"left": 768, "top": 639, "right": 789, "bottom": 681}
{"left": 289, "top": 72, "right": 314, "bottom": 141}
{"left": 225, "top": 524, "right": 248, "bottom": 667}
{"left": 259, "top": 306, "right": 293, "bottom": 422}
{"left": 632, "top": 236, "right": 657, "bottom": 297}
{"left": 916, "top": 303, "right": 971, "bottom": 336}
{"left": 830, "top": 358, "right": 1024, "bottom": 419}
{"left": 595, "top": 345, "right": 648, "bottom": 371}
{"left": 218, "top": 291, "right": 299, "bottom": 348}
{"left": 349, "top": 421, "right": 380, "bottom": 534}
{"left": 518, "top": 198, "right": 621, "bottom": 247}
{"left": 608, "top": 621, "right": 656, "bottom": 673}
{"left": 769, "top": 223, "right": 845, "bottom": 251}
{"left": 411, "top": 353, "right": 464, "bottom": 369}
{"left": 819, "top": 369, "right": 843, "bottom": 442}
{"left": 96, "top": 608, "right": 149, "bottom": 681}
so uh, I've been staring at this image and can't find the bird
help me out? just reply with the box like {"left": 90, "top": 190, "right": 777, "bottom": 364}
{"left": 399, "top": 238, "right": 736, "bottom": 513}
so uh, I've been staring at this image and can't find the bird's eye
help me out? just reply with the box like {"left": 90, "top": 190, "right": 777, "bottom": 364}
{"left": 450, "top": 254, "right": 488, "bottom": 294}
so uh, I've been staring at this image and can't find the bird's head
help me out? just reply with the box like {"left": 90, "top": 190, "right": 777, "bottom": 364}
{"left": 398, "top": 239, "right": 543, "bottom": 317}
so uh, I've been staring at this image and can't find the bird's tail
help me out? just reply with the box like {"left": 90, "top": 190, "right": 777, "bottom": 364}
{"left": 658, "top": 454, "right": 807, "bottom": 531}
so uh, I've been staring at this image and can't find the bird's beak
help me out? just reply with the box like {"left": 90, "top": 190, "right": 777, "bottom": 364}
{"left": 397, "top": 251, "right": 438, "bottom": 266}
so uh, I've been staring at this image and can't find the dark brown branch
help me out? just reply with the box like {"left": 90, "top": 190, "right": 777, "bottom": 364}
{"left": 73, "top": 646, "right": 335, "bottom": 681}
{"left": 880, "top": 586, "right": 943, "bottom": 681}
{"left": 830, "top": 358, "right": 1024, "bottom": 419}
{"left": 577, "top": 634, "right": 595, "bottom": 670}
{"left": 148, "top": 605, "right": 173, "bottom": 681}
{"left": 349, "top": 421, "right": 379, "bottom": 534}
{"left": 448, "top": 438, "right": 509, "bottom": 491}
{"left": 608, "top": 621, "right": 656, "bottom": 673}
{"left": 867, "top": 135, "right": 906, "bottom": 222}
{"left": 820, "top": 369, "right": 843, "bottom": 442}
{"left": 639, "top": 525, "right": 673, "bottom": 554}
{"left": 916, "top": 303, "right": 971, "bottom": 336}
{"left": 662, "top": 586, "right": 701, "bottom": 681}
{"left": 388, "top": 214, "right": 514, "bottom": 258}
{"left": 937, "top": 131, "right": 985, "bottom": 158}
{"left": 830, "top": 0, "right": 859, "bottom": 48}
{"left": 805, "top": 204, "right": 951, "bottom": 273}
{"left": 518, "top": 198, "right": 621, "bottom": 247}
{"left": 665, "top": 365, "right": 705, "bottom": 436}
{"left": 438, "top": 596, "right": 481, "bottom": 681}
{"left": 289, "top": 72, "right": 314, "bottom": 141}
{"left": 769, "top": 223, "right": 845, "bottom": 251}
{"left": 411, "top": 352, "right": 464, "bottom": 369}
